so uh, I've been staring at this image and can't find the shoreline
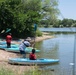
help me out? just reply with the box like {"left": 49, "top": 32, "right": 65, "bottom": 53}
{"left": 30, "top": 32, "right": 54, "bottom": 42}
{"left": 0, "top": 32, "right": 54, "bottom": 61}
{"left": 35, "top": 34, "right": 54, "bottom": 42}
{"left": 0, "top": 33, "right": 54, "bottom": 73}
{"left": 13, "top": 32, "right": 54, "bottom": 44}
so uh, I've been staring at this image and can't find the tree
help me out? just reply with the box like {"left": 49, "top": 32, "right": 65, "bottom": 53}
{"left": 0, "top": 0, "right": 42, "bottom": 38}
{"left": 17, "top": 0, "right": 42, "bottom": 37}
{"left": 0, "top": 0, "right": 60, "bottom": 38}
{"left": 40, "top": 0, "right": 59, "bottom": 27}
{"left": 0, "top": 0, "right": 22, "bottom": 36}
{"left": 61, "top": 19, "right": 74, "bottom": 27}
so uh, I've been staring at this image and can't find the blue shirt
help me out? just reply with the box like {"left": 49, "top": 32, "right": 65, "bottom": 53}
{"left": 19, "top": 41, "right": 30, "bottom": 51}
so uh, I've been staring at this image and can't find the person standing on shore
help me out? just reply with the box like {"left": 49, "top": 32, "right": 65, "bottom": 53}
{"left": 6, "top": 33, "right": 12, "bottom": 48}
{"left": 19, "top": 37, "right": 31, "bottom": 58}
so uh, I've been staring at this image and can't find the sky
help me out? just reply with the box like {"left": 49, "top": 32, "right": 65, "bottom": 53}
{"left": 58, "top": 0, "right": 76, "bottom": 20}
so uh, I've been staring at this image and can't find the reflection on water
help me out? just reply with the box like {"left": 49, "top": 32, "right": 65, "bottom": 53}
{"left": 34, "top": 36, "right": 59, "bottom": 75}
{"left": 35, "top": 38, "right": 59, "bottom": 59}
{"left": 34, "top": 33, "right": 76, "bottom": 75}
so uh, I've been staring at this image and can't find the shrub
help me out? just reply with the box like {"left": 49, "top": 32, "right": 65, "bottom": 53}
{"left": 36, "top": 30, "right": 42, "bottom": 37}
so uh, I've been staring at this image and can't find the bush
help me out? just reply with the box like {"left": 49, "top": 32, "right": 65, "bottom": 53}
{"left": 36, "top": 30, "right": 42, "bottom": 37}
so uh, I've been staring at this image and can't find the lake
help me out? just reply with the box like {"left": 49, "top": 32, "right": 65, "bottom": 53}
{"left": 34, "top": 28, "right": 76, "bottom": 75}
{"left": 39, "top": 27, "right": 76, "bottom": 32}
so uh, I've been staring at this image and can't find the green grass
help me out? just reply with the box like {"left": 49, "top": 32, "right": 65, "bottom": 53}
{"left": 0, "top": 68, "right": 15, "bottom": 75}
{"left": 0, "top": 67, "right": 41, "bottom": 75}
{"left": 0, "top": 66, "right": 53, "bottom": 75}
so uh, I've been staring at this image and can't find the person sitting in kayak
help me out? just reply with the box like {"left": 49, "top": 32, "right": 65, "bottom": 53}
{"left": 29, "top": 48, "right": 36, "bottom": 60}
{"left": 19, "top": 37, "right": 31, "bottom": 58}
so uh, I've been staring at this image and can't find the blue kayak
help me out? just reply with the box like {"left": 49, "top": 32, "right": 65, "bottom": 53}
{"left": 0, "top": 41, "right": 6, "bottom": 45}
{"left": 5, "top": 47, "right": 40, "bottom": 53}
{"left": 0, "top": 44, "right": 19, "bottom": 49}
{"left": 0, "top": 41, "right": 16, "bottom": 45}
{"left": 9, "top": 58, "right": 59, "bottom": 65}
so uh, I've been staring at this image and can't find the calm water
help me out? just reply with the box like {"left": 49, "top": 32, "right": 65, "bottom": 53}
{"left": 39, "top": 27, "right": 76, "bottom": 32}
{"left": 35, "top": 33, "right": 76, "bottom": 75}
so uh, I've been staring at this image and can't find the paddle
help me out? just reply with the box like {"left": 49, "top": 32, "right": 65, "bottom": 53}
{"left": 0, "top": 28, "right": 11, "bottom": 34}
{"left": 0, "top": 30, "right": 5, "bottom": 38}
{"left": 5, "top": 28, "right": 11, "bottom": 33}
{"left": 32, "top": 24, "right": 37, "bottom": 48}
{"left": 0, "top": 30, "right": 5, "bottom": 34}
{"left": 0, "top": 28, "right": 11, "bottom": 39}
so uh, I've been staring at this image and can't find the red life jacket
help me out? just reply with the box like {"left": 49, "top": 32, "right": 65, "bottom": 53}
{"left": 6, "top": 35, "right": 12, "bottom": 43}
{"left": 29, "top": 53, "right": 36, "bottom": 60}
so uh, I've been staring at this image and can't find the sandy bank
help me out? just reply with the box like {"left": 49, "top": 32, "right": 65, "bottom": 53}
{"left": 0, "top": 33, "right": 54, "bottom": 61}
{"left": 0, "top": 33, "right": 54, "bottom": 73}
{"left": 35, "top": 35, "right": 54, "bottom": 42}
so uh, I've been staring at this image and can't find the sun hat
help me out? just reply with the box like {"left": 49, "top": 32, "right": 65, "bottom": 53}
{"left": 25, "top": 37, "right": 31, "bottom": 41}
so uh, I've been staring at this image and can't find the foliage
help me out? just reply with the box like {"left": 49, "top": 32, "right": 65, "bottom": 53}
{"left": 40, "top": 0, "right": 60, "bottom": 27}
{"left": 0, "top": 0, "right": 22, "bottom": 36}
{"left": 40, "top": 18, "right": 76, "bottom": 28}
{"left": 56, "top": 18, "right": 76, "bottom": 27}
{"left": 61, "top": 18, "right": 74, "bottom": 27}
{"left": 0, "top": 0, "right": 60, "bottom": 38}
{"left": 0, "top": 0, "right": 42, "bottom": 38}
{"left": 36, "top": 30, "right": 42, "bottom": 37}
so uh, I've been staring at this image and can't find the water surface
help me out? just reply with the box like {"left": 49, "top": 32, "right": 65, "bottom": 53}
{"left": 35, "top": 33, "right": 76, "bottom": 75}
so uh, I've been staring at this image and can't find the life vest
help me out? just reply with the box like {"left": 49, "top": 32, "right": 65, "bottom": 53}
{"left": 29, "top": 53, "right": 36, "bottom": 60}
{"left": 6, "top": 35, "right": 12, "bottom": 43}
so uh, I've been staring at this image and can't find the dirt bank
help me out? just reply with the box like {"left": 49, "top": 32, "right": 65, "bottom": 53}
{"left": 0, "top": 33, "right": 54, "bottom": 73}
{"left": 35, "top": 35, "right": 54, "bottom": 42}
{"left": 0, "top": 33, "right": 54, "bottom": 61}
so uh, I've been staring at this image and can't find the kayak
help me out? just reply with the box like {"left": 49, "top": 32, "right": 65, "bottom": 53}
{"left": 8, "top": 58, "right": 59, "bottom": 65}
{"left": 0, "top": 44, "right": 19, "bottom": 49}
{"left": 0, "top": 41, "right": 6, "bottom": 45}
{"left": 0, "top": 41, "right": 17, "bottom": 45}
{"left": 5, "top": 47, "right": 40, "bottom": 53}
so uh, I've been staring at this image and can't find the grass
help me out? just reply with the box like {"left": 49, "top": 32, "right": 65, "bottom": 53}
{"left": 0, "top": 67, "right": 40, "bottom": 75}
{"left": 0, "top": 65, "right": 53, "bottom": 75}
{"left": 0, "top": 68, "right": 15, "bottom": 75}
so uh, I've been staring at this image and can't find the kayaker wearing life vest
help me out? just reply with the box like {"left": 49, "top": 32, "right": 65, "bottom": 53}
{"left": 29, "top": 48, "right": 36, "bottom": 60}
{"left": 6, "top": 33, "right": 12, "bottom": 48}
